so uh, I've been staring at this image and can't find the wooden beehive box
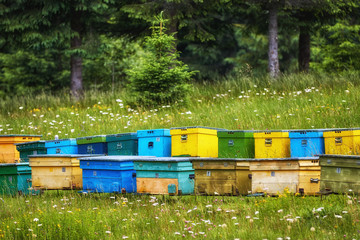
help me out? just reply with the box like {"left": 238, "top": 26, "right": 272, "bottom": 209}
{"left": 254, "top": 131, "right": 290, "bottom": 158}
{"left": 191, "top": 158, "right": 251, "bottom": 195}
{"left": 79, "top": 155, "right": 141, "bottom": 193}
{"left": 323, "top": 128, "right": 360, "bottom": 155}
{"left": 298, "top": 158, "right": 321, "bottom": 195}
{"left": 249, "top": 158, "right": 299, "bottom": 195}
{"left": 0, "top": 163, "right": 33, "bottom": 195}
{"left": 170, "top": 126, "right": 221, "bottom": 157}
{"left": 319, "top": 154, "right": 360, "bottom": 194}
{"left": 134, "top": 157, "right": 194, "bottom": 195}
{"left": 0, "top": 135, "right": 41, "bottom": 163}
{"left": 29, "top": 154, "right": 95, "bottom": 190}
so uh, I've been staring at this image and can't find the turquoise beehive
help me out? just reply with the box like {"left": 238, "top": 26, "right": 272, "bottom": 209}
{"left": 134, "top": 157, "right": 194, "bottom": 195}
{"left": 45, "top": 138, "right": 78, "bottom": 154}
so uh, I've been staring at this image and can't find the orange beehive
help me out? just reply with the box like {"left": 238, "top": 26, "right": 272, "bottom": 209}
{"left": 0, "top": 135, "right": 41, "bottom": 163}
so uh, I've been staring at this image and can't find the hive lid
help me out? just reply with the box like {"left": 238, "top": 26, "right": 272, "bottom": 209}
{"left": 45, "top": 138, "right": 77, "bottom": 147}
{"left": 170, "top": 126, "right": 225, "bottom": 130}
{"left": 76, "top": 135, "right": 107, "bottom": 144}
{"left": 79, "top": 156, "right": 154, "bottom": 162}
{"left": 106, "top": 132, "right": 137, "bottom": 142}
{"left": 217, "top": 130, "right": 254, "bottom": 138}
{"left": 288, "top": 130, "right": 324, "bottom": 138}
{"left": 253, "top": 130, "right": 289, "bottom": 138}
{"left": 0, "top": 134, "right": 42, "bottom": 137}
{"left": 250, "top": 157, "right": 319, "bottom": 161}
{"left": 323, "top": 128, "right": 360, "bottom": 137}
{"left": 134, "top": 157, "right": 192, "bottom": 162}
{"left": 46, "top": 138, "right": 76, "bottom": 143}
{"left": 170, "top": 126, "right": 226, "bottom": 135}
{"left": 190, "top": 157, "right": 252, "bottom": 161}
{"left": 137, "top": 129, "right": 171, "bottom": 137}
{"left": 0, "top": 163, "right": 29, "bottom": 167}
{"left": 190, "top": 157, "right": 318, "bottom": 161}
{"left": 29, "top": 154, "right": 104, "bottom": 158}
{"left": 14, "top": 140, "right": 46, "bottom": 146}
{"left": 318, "top": 154, "right": 360, "bottom": 159}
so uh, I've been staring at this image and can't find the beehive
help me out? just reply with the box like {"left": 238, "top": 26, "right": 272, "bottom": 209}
{"left": 0, "top": 163, "right": 33, "bottom": 195}
{"left": 217, "top": 131, "right": 254, "bottom": 158}
{"left": 170, "top": 126, "right": 220, "bottom": 157}
{"left": 289, "top": 130, "right": 325, "bottom": 157}
{"left": 254, "top": 131, "right": 290, "bottom": 158}
{"left": 45, "top": 138, "right": 78, "bottom": 154}
{"left": 76, "top": 135, "right": 107, "bottom": 155}
{"left": 15, "top": 140, "right": 46, "bottom": 162}
{"left": 0, "top": 135, "right": 41, "bottom": 163}
{"left": 134, "top": 157, "right": 194, "bottom": 195}
{"left": 137, "top": 129, "right": 171, "bottom": 157}
{"left": 323, "top": 129, "right": 360, "bottom": 155}
{"left": 79, "top": 156, "right": 141, "bottom": 193}
{"left": 319, "top": 154, "right": 360, "bottom": 194}
{"left": 29, "top": 154, "right": 96, "bottom": 190}
{"left": 249, "top": 157, "right": 320, "bottom": 195}
{"left": 191, "top": 158, "right": 251, "bottom": 195}
{"left": 106, "top": 133, "right": 138, "bottom": 156}
{"left": 298, "top": 158, "right": 321, "bottom": 195}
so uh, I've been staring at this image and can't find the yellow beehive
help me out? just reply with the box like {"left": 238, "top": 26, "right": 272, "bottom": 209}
{"left": 254, "top": 131, "right": 290, "bottom": 158}
{"left": 323, "top": 129, "right": 360, "bottom": 155}
{"left": 249, "top": 158, "right": 299, "bottom": 195}
{"left": 298, "top": 158, "right": 321, "bottom": 195}
{"left": 29, "top": 155, "right": 83, "bottom": 190}
{"left": 192, "top": 158, "right": 251, "bottom": 195}
{"left": 170, "top": 127, "right": 219, "bottom": 157}
{"left": 0, "top": 135, "right": 41, "bottom": 163}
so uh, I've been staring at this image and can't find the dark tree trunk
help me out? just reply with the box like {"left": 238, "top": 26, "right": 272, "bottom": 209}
{"left": 70, "top": 8, "right": 84, "bottom": 101}
{"left": 268, "top": 4, "right": 280, "bottom": 79}
{"left": 298, "top": 26, "right": 311, "bottom": 72}
{"left": 164, "top": 3, "right": 178, "bottom": 53}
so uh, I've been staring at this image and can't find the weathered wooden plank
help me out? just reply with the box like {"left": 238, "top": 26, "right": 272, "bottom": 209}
{"left": 136, "top": 178, "right": 178, "bottom": 194}
{"left": 192, "top": 161, "right": 236, "bottom": 170}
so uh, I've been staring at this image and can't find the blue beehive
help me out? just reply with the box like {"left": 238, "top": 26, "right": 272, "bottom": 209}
{"left": 134, "top": 157, "right": 194, "bottom": 195}
{"left": 137, "top": 129, "right": 171, "bottom": 157}
{"left": 289, "top": 130, "right": 325, "bottom": 157}
{"left": 45, "top": 138, "right": 78, "bottom": 154}
{"left": 79, "top": 156, "right": 143, "bottom": 193}
{"left": 76, "top": 135, "right": 108, "bottom": 155}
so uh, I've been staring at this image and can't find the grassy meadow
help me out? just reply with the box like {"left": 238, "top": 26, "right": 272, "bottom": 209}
{"left": 1, "top": 73, "right": 360, "bottom": 239}
{"left": 1, "top": 72, "right": 360, "bottom": 139}
{"left": 0, "top": 192, "right": 359, "bottom": 239}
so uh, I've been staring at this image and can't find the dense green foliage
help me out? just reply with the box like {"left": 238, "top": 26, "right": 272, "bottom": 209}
{"left": 0, "top": 1, "right": 360, "bottom": 102}
{"left": 127, "top": 17, "right": 195, "bottom": 107}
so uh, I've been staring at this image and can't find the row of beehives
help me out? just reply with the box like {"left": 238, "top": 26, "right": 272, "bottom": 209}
{"left": 0, "top": 154, "right": 358, "bottom": 196}
{"left": 2, "top": 127, "right": 360, "bottom": 164}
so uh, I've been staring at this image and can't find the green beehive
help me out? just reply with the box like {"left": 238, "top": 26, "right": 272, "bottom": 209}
{"left": 0, "top": 163, "right": 33, "bottom": 195}
{"left": 319, "top": 154, "right": 360, "bottom": 194}
{"left": 15, "top": 141, "right": 47, "bottom": 162}
{"left": 217, "top": 131, "right": 254, "bottom": 158}
{"left": 106, "top": 133, "right": 138, "bottom": 156}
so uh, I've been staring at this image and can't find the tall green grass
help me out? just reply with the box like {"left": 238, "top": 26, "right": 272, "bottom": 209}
{"left": 1, "top": 72, "right": 360, "bottom": 139}
{"left": 0, "top": 192, "right": 358, "bottom": 239}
